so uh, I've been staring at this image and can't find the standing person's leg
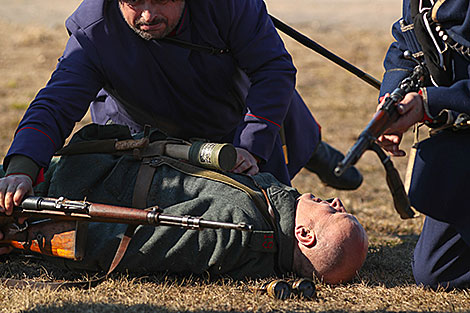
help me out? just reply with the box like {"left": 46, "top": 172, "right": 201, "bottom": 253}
{"left": 412, "top": 216, "right": 470, "bottom": 290}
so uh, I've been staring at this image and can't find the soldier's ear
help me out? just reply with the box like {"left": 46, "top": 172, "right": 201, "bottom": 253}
{"left": 294, "top": 225, "right": 316, "bottom": 247}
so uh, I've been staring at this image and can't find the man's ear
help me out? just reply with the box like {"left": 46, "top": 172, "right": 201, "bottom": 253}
{"left": 294, "top": 225, "right": 316, "bottom": 247}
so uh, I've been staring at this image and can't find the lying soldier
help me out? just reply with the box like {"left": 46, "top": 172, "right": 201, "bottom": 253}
{"left": 0, "top": 125, "right": 368, "bottom": 284}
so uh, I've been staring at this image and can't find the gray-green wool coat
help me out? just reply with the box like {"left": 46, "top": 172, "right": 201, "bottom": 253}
{"left": 29, "top": 125, "right": 301, "bottom": 279}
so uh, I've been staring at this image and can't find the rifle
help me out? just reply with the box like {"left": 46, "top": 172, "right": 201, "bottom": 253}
{"left": 334, "top": 51, "right": 429, "bottom": 219}
{"left": 0, "top": 196, "right": 254, "bottom": 260}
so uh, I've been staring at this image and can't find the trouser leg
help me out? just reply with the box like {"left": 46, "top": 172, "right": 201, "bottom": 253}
{"left": 412, "top": 216, "right": 470, "bottom": 290}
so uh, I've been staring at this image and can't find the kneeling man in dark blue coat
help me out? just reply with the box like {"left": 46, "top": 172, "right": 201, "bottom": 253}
{"left": 1, "top": 0, "right": 362, "bottom": 192}
{"left": 379, "top": 0, "right": 470, "bottom": 290}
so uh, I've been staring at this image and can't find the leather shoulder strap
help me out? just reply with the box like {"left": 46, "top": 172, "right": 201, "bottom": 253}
{"left": 107, "top": 157, "right": 157, "bottom": 275}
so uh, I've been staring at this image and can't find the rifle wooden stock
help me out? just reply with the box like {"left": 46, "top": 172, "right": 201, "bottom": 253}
{"left": 334, "top": 52, "right": 428, "bottom": 219}
{"left": 335, "top": 54, "right": 426, "bottom": 176}
{"left": 0, "top": 220, "right": 86, "bottom": 260}
{"left": 334, "top": 97, "right": 416, "bottom": 219}
{"left": 335, "top": 97, "right": 402, "bottom": 176}
{"left": 363, "top": 103, "right": 401, "bottom": 138}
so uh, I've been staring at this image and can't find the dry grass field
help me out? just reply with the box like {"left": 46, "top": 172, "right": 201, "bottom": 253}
{"left": 1, "top": 1, "right": 470, "bottom": 312}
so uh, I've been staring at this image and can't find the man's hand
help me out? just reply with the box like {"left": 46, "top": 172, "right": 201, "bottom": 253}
{"left": 231, "top": 148, "right": 259, "bottom": 175}
{"left": 0, "top": 174, "right": 32, "bottom": 255}
{"left": 377, "top": 92, "right": 424, "bottom": 156}
{"left": 0, "top": 174, "right": 33, "bottom": 215}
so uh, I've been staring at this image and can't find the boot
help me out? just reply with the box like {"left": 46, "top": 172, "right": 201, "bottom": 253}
{"left": 304, "top": 141, "right": 363, "bottom": 190}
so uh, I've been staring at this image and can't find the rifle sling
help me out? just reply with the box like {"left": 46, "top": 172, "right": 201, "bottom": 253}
{"left": 107, "top": 158, "right": 157, "bottom": 275}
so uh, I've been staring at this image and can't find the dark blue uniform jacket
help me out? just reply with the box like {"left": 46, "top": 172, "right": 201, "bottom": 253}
{"left": 5, "top": 0, "right": 320, "bottom": 185}
{"left": 380, "top": 0, "right": 470, "bottom": 241}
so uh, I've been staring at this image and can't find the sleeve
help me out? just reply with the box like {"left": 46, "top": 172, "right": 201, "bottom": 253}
{"left": 380, "top": 19, "right": 419, "bottom": 98}
{"left": 225, "top": 0, "right": 297, "bottom": 162}
{"left": 4, "top": 34, "right": 105, "bottom": 170}
{"left": 424, "top": 74, "right": 470, "bottom": 117}
{"left": 381, "top": 1, "right": 470, "bottom": 117}
{"left": 4, "top": 155, "right": 40, "bottom": 184}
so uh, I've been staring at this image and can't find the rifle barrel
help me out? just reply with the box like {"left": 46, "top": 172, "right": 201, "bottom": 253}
{"left": 334, "top": 134, "right": 371, "bottom": 176}
{"left": 154, "top": 214, "right": 254, "bottom": 231}
{"left": 334, "top": 88, "right": 403, "bottom": 177}
{"left": 15, "top": 196, "right": 254, "bottom": 232}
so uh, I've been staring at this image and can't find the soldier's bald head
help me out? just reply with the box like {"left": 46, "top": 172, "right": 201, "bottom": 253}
{"left": 293, "top": 193, "right": 368, "bottom": 284}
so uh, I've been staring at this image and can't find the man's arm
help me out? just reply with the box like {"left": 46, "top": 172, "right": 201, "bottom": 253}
{"left": 5, "top": 35, "right": 104, "bottom": 170}
{"left": 378, "top": 4, "right": 470, "bottom": 154}
{"left": 222, "top": 0, "right": 297, "bottom": 163}
{"left": 1, "top": 35, "right": 104, "bottom": 210}
{"left": 382, "top": 1, "right": 470, "bottom": 120}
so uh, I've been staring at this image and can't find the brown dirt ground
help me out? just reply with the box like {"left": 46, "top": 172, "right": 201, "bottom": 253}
{"left": 1, "top": 1, "right": 470, "bottom": 312}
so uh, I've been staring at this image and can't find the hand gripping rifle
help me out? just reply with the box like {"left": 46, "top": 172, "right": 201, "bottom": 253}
{"left": 0, "top": 196, "right": 253, "bottom": 260}
{"left": 334, "top": 51, "right": 429, "bottom": 219}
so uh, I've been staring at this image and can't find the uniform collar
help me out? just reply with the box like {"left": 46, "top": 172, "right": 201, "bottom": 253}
{"left": 168, "top": 4, "right": 189, "bottom": 37}
{"left": 266, "top": 183, "right": 300, "bottom": 275}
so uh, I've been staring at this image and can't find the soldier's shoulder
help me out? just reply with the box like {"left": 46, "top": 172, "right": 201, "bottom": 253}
{"left": 66, "top": 0, "right": 109, "bottom": 33}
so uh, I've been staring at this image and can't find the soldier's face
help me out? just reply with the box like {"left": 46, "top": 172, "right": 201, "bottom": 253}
{"left": 119, "top": 0, "right": 185, "bottom": 40}
{"left": 295, "top": 193, "right": 353, "bottom": 230}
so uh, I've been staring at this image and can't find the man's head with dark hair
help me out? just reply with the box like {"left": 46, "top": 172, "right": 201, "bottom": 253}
{"left": 292, "top": 194, "right": 368, "bottom": 284}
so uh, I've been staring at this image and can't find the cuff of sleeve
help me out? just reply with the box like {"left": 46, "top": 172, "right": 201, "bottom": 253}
{"left": 234, "top": 122, "right": 279, "bottom": 163}
{"left": 5, "top": 155, "right": 41, "bottom": 185}
{"left": 419, "top": 88, "right": 434, "bottom": 123}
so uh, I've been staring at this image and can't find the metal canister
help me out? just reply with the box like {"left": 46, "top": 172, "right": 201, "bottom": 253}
{"left": 262, "top": 280, "right": 291, "bottom": 300}
{"left": 290, "top": 278, "right": 316, "bottom": 299}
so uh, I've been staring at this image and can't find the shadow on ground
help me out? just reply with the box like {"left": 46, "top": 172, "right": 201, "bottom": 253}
{"left": 21, "top": 304, "right": 457, "bottom": 313}
{"left": 360, "top": 234, "right": 420, "bottom": 288}
{"left": 1, "top": 235, "right": 421, "bottom": 289}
